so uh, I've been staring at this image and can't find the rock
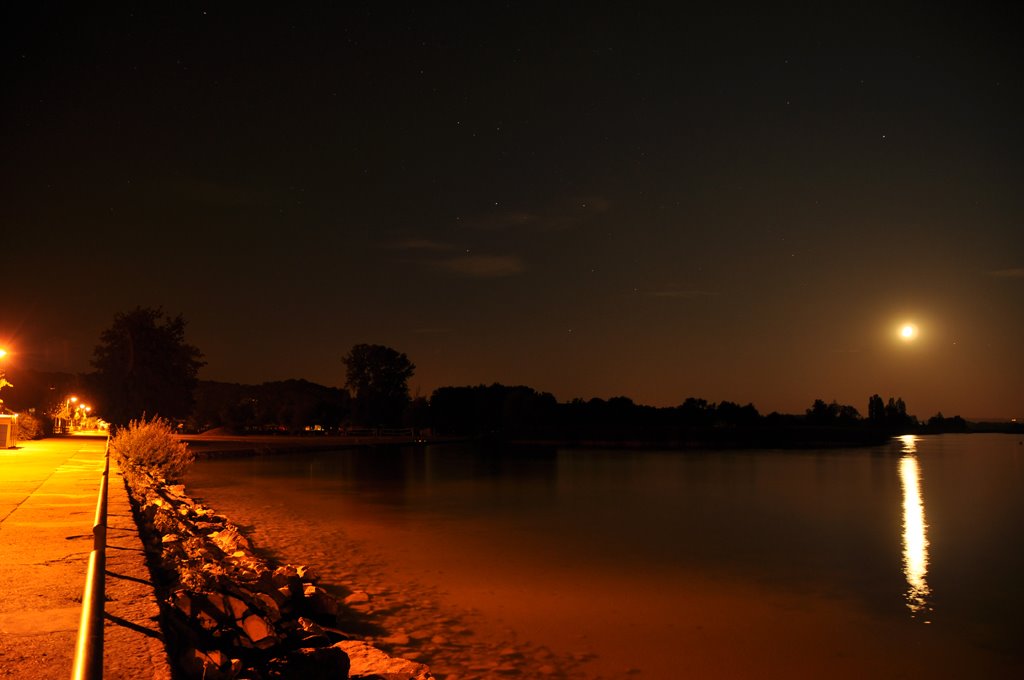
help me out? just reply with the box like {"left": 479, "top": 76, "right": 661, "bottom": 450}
{"left": 166, "top": 483, "right": 187, "bottom": 498}
{"left": 253, "top": 592, "right": 283, "bottom": 622}
{"left": 181, "top": 648, "right": 230, "bottom": 680}
{"left": 343, "top": 591, "right": 370, "bottom": 606}
{"left": 272, "top": 565, "right": 300, "bottom": 585}
{"left": 292, "top": 616, "right": 331, "bottom": 647}
{"left": 296, "top": 564, "right": 319, "bottom": 581}
{"left": 304, "top": 584, "right": 340, "bottom": 616}
{"left": 195, "top": 606, "right": 220, "bottom": 632}
{"left": 270, "top": 646, "right": 350, "bottom": 680}
{"left": 169, "top": 590, "right": 193, "bottom": 617}
{"left": 272, "top": 567, "right": 303, "bottom": 598}
{"left": 209, "top": 526, "right": 252, "bottom": 554}
{"left": 225, "top": 594, "right": 249, "bottom": 620}
{"left": 241, "top": 613, "right": 278, "bottom": 649}
{"left": 298, "top": 616, "right": 325, "bottom": 635}
{"left": 204, "top": 593, "right": 230, "bottom": 619}
{"left": 130, "top": 475, "right": 443, "bottom": 679}
{"left": 334, "top": 640, "right": 432, "bottom": 680}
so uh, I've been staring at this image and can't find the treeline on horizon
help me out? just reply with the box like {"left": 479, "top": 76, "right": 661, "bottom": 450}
{"left": 179, "top": 384, "right": 1015, "bottom": 444}
{"left": 6, "top": 366, "right": 1008, "bottom": 446}
{"left": 3, "top": 308, "right": 1016, "bottom": 445}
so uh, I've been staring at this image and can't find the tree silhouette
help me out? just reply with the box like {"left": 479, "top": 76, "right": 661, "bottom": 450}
{"left": 806, "top": 399, "right": 861, "bottom": 424}
{"left": 868, "top": 394, "right": 886, "bottom": 423}
{"left": 715, "top": 400, "right": 761, "bottom": 427}
{"left": 90, "top": 307, "right": 205, "bottom": 426}
{"left": 430, "top": 383, "right": 556, "bottom": 437}
{"left": 885, "top": 397, "right": 910, "bottom": 427}
{"left": 678, "top": 397, "right": 711, "bottom": 426}
{"left": 343, "top": 344, "right": 415, "bottom": 426}
{"left": 865, "top": 393, "right": 915, "bottom": 431}
{"left": 927, "top": 412, "right": 967, "bottom": 432}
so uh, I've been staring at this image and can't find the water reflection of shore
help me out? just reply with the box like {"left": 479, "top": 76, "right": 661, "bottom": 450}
{"left": 898, "top": 435, "right": 931, "bottom": 620}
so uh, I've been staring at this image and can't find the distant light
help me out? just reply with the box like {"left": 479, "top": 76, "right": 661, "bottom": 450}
{"left": 900, "top": 323, "right": 918, "bottom": 341}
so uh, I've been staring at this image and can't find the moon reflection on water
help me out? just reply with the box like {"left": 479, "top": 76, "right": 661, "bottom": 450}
{"left": 899, "top": 434, "right": 932, "bottom": 620}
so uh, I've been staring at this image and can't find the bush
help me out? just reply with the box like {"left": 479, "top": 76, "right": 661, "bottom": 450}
{"left": 14, "top": 412, "right": 48, "bottom": 440}
{"left": 110, "top": 417, "right": 193, "bottom": 481}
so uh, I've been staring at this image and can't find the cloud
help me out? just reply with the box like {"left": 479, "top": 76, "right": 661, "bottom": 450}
{"left": 990, "top": 268, "right": 1024, "bottom": 279}
{"left": 435, "top": 254, "right": 525, "bottom": 278}
{"left": 384, "top": 237, "right": 524, "bottom": 278}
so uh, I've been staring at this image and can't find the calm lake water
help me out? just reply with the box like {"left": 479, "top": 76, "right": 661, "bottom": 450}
{"left": 186, "top": 434, "right": 1024, "bottom": 679}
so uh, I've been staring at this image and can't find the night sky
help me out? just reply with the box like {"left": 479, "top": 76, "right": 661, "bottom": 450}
{"left": 4, "top": 4, "right": 1022, "bottom": 419}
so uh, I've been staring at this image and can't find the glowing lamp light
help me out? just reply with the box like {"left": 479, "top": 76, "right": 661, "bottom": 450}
{"left": 899, "top": 323, "right": 918, "bottom": 342}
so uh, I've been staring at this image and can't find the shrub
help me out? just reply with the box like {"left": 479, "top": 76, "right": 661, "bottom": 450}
{"left": 14, "top": 412, "right": 48, "bottom": 440}
{"left": 110, "top": 417, "right": 193, "bottom": 482}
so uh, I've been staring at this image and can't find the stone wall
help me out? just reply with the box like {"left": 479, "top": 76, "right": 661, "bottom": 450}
{"left": 122, "top": 470, "right": 432, "bottom": 679}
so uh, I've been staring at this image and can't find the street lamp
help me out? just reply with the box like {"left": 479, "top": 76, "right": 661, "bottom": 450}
{"left": 0, "top": 350, "right": 11, "bottom": 442}
{"left": 0, "top": 348, "right": 10, "bottom": 406}
{"left": 57, "top": 395, "right": 79, "bottom": 433}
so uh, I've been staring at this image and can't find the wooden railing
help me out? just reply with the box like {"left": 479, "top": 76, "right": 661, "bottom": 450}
{"left": 71, "top": 437, "right": 110, "bottom": 680}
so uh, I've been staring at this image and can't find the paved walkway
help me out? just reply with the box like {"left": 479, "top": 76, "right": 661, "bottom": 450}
{"left": 0, "top": 435, "right": 171, "bottom": 679}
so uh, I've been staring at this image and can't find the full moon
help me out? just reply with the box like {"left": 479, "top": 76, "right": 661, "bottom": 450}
{"left": 900, "top": 323, "right": 918, "bottom": 341}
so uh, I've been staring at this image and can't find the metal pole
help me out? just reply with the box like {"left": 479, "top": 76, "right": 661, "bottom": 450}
{"left": 71, "top": 437, "right": 110, "bottom": 680}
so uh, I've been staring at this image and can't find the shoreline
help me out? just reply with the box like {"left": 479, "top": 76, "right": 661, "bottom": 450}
{"left": 184, "top": 460, "right": 599, "bottom": 679}
{"left": 180, "top": 433, "right": 467, "bottom": 458}
{"left": 181, "top": 427, "right": 1023, "bottom": 459}
{"left": 120, "top": 466, "right": 433, "bottom": 678}
{"left": 179, "top": 429, "right": 897, "bottom": 459}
